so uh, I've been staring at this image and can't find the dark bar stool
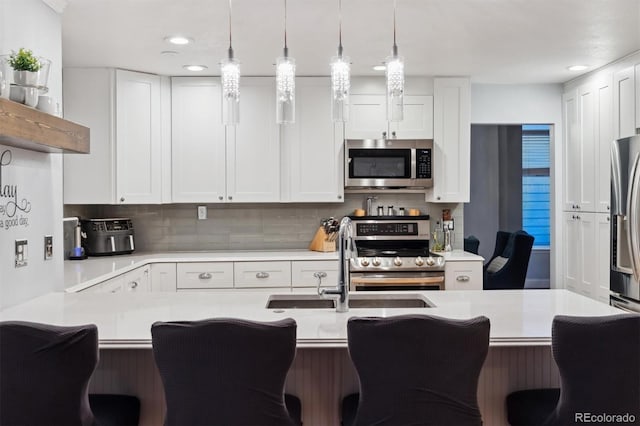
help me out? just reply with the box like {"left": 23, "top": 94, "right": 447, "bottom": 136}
{"left": 151, "top": 317, "right": 302, "bottom": 426}
{"left": 0, "top": 321, "right": 140, "bottom": 426}
{"left": 342, "top": 314, "right": 490, "bottom": 426}
{"left": 506, "top": 314, "right": 640, "bottom": 425}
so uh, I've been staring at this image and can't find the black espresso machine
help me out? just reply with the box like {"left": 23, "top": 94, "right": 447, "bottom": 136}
{"left": 81, "top": 218, "right": 135, "bottom": 256}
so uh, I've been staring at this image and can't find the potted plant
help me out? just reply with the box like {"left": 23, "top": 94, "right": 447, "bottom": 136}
{"left": 8, "top": 48, "right": 41, "bottom": 86}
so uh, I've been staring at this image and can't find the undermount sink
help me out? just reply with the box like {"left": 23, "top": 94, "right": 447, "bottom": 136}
{"left": 266, "top": 293, "right": 434, "bottom": 309}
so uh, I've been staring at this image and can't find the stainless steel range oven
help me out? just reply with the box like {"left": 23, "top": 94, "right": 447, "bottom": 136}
{"left": 349, "top": 216, "right": 445, "bottom": 291}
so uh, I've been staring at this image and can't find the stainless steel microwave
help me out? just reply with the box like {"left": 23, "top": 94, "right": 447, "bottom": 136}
{"left": 345, "top": 139, "right": 433, "bottom": 189}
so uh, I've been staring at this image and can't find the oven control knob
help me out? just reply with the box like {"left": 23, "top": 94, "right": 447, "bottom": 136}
{"left": 372, "top": 257, "right": 382, "bottom": 267}
{"left": 393, "top": 257, "right": 403, "bottom": 266}
{"left": 425, "top": 256, "right": 436, "bottom": 266}
{"left": 360, "top": 257, "right": 370, "bottom": 267}
{"left": 414, "top": 256, "right": 425, "bottom": 266}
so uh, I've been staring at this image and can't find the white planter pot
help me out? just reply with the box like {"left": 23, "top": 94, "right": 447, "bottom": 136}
{"left": 13, "top": 70, "right": 38, "bottom": 86}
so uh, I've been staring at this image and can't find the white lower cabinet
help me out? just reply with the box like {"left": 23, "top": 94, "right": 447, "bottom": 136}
{"left": 176, "top": 262, "right": 234, "bottom": 290}
{"left": 82, "top": 265, "right": 150, "bottom": 293}
{"left": 595, "top": 214, "right": 612, "bottom": 304}
{"left": 563, "top": 212, "right": 608, "bottom": 301}
{"left": 150, "top": 263, "right": 177, "bottom": 292}
{"left": 444, "top": 261, "right": 483, "bottom": 290}
{"left": 234, "top": 261, "right": 291, "bottom": 289}
{"left": 291, "top": 261, "right": 339, "bottom": 289}
{"left": 121, "top": 265, "right": 151, "bottom": 292}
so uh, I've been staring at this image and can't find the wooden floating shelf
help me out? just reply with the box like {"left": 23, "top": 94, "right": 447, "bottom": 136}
{"left": 0, "top": 98, "right": 89, "bottom": 154}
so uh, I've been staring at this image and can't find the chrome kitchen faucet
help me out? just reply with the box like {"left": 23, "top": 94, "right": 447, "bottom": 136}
{"left": 319, "top": 216, "right": 355, "bottom": 312}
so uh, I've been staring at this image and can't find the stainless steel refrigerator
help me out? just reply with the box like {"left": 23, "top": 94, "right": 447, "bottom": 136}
{"left": 611, "top": 135, "right": 640, "bottom": 312}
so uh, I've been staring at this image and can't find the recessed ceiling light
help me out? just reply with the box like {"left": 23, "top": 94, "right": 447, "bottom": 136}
{"left": 567, "top": 65, "right": 588, "bottom": 71}
{"left": 183, "top": 65, "right": 207, "bottom": 72}
{"left": 160, "top": 50, "right": 179, "bottom": 56}
{"left": 165, "top": 36, "right": 193, "bottom": 45}
{"left": 373, "top": 65, "right": 386, "bottom": 71}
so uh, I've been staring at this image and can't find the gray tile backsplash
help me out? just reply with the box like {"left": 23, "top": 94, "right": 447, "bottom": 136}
{"left": 64, "top": 194, "right": 464, "bottom": 252}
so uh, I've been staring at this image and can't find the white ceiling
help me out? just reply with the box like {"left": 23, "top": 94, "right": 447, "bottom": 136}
{"left": 60, "top": 0, "right": 640, "bottom": 84}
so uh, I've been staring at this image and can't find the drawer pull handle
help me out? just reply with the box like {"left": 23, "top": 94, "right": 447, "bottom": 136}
{"left": 198, "top": 272, "right": 212, "bottom": 280}
{"left": 256, "top": 272, "right": 270, "bottom": 279}
{"left": 129, "top": 281, "right": 138, "bottom": 289}
{"left": 456, "top": 275, "right": 470, "bottom": 282}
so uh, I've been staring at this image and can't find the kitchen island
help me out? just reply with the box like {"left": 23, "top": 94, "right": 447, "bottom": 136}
{"left": 0, "top": 289, "right": 622, "bottom": 426}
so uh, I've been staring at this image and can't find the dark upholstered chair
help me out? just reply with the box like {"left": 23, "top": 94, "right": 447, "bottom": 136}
{"left": 464, "top": 235, "right": 480, "bottom": 254}
{"left": 342, "top": 314, "right": 490, "bottom": 426}
{"left": 506, "top": 314, "right": 640, "bottom": 425}
{"left": 151, "top": 317, "right": 301, "bottom": 426}
{"left": 0, "top": 321, "right": 140, "bottom": 426}
{"left": 483, "top": 230, "right": 534, "bottom": 290}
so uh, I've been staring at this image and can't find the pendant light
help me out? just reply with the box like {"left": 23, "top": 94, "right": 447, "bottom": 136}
{"left": 386, "top": 0, "right": 404, "bottom": 122}
{"left": 276, "top": 0, "right": 295, "bottom": 124}
{"left": 221, "top": 0, "right": 240, "bottom": 125}
{"left": 330, "top": 0, "right": 350, "bottom": 122}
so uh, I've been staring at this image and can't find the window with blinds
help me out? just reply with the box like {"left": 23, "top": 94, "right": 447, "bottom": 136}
{"left": 522, "top": 124, "right": 550, "bottom": 247}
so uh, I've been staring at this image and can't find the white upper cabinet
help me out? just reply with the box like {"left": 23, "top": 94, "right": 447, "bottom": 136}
{"left": 345, "top": 94, "right": 387, "bottom": 139}
{"left": 63, "top": 68, "right": 164, "bottom": 204}
{"left": 346, "top": 85, "right": 433, "bottom": 140}
{"left": 282, "top": 78, "right": 344, "bottom": 202}
{"left": 562, "top": 89, "right": 580, "bottom": 211}
{"left": 613, "top": 66, "right": 636, "bottom": 139}
{"left": 563, "top": 77, "right": 612, "bottom": 214}
{"left": 595, "top": 75, "right": 613, "bottom": 213}
{"left": 171, "top": 77, "right": 226, "bottom": 202}
{"left": 226, "top": 77, "right": 280, "bottom": 202}
{"left": 577, "top": 84, "right": 596, "bottom": 212}
{"left": 427, "top": 77, "right": 470, "bottom": 203}
{"left": 389, "top": 95, "right": 434, "bottom": 139}
{"left": 115, "top": 70, "right": 162, "bottom": 204}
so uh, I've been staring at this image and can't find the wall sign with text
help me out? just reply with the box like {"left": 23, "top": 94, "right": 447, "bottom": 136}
{"left": 0, "top": 149, "right": 32, "bottom": 231}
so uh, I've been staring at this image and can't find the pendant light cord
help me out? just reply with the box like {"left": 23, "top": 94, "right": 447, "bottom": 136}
{"left": 338, "top": 0, "right": 343, "bottom": 56}
{"left": 283, "top": 0, "right": 289, "bottom": 57}
{"left": 228, "top": 0, "right": 234, "bottom": 58}
{"left": 392, "top": 0, "right": 398, "bottom": 57}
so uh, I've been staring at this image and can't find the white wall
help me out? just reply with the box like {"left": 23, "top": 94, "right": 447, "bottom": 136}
{"left": 470, "top": 83, "right": 563, "bottom": 288}
{"left": 0, "top": 0, "right": 63, "bottom": 308}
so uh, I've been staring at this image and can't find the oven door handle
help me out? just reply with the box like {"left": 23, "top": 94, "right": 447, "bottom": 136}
{"left": 351, "top": 276, "right": 444, "bottom": 285}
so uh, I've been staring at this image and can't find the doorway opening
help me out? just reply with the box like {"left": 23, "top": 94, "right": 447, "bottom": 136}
{"left": 464, "top": 124, "right": 551, "bottom": 289}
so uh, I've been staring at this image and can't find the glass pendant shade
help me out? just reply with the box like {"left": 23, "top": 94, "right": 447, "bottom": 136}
{"left": 221, "top": 57, "right": 240, "bottom": 125}
{"left": 276, "top": 55, "right": 296, "bottom": 124}
{"left": 386, "top": 55, "right": 404, "bottom": 122}
{"left": 330, "top": 55, "right": 350, "bottom": 122}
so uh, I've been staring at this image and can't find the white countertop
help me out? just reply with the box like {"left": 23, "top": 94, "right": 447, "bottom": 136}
{"left": 0, "top": 289, "right": 622, "bottom": 349}
{"left": 64, "top": 249, "right": 482, "bottom": 292}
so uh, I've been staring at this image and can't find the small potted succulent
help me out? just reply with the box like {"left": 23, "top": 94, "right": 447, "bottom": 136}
{"left": 8, "top": 48, "right": 42, "bottom": 86}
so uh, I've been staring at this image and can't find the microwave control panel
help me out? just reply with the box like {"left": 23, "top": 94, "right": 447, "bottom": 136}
{"left": 416, "top": 149, "right": 432, "bottom": 179}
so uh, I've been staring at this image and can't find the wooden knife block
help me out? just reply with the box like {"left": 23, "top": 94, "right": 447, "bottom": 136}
{"left": 309, "top": 227, "right": 337, "bottom": 252}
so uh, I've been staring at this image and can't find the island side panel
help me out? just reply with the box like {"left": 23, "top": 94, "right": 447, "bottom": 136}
{"left": 90, "top": 346, "right": 559, "bottom": 426}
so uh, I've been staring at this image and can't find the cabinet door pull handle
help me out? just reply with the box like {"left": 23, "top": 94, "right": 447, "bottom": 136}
{"left": 219, "top": 196, "right": 223, "bottom": 200}
{"left": 199, "top": 272, "right": 212, "bottom": 280}
{"left": 606, "top": 216, "right": 610, "bottom": 222}
{"left": 456, "top": 275, "right": 470, "bottom": 282}
{"left": 129, "top": 281, "right": 138, "bottom": 289}
{"left": 120, "top": 197, "right": 125, "bottom": 202}
{"left": 256, "top": 272, "right": 270, "bottom": 279}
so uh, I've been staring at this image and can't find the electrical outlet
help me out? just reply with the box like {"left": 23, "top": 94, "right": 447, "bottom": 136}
{"left": 44, "top": 235, "right": 53, "bottom": 260}
{"left": 15, "top": 239, "right": 28, "bottom": 268}
{"left": 197, "top": 205, "right": 207, "bottom": 220}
